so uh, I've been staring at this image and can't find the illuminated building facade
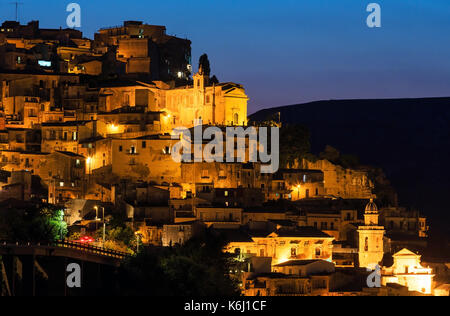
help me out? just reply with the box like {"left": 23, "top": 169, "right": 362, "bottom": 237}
{"left": 223, "top": 225, "right": 334, "bottom": 266}
{"left": 357, "top": 199, "right": 385, "bottom": 269}
{"left": 382, "top": 248, "right": 434, "bottom": 295}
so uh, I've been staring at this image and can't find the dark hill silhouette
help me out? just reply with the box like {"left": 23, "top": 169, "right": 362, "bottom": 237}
{"left": 250, "top": 97, "right": 450, "bottom": 236}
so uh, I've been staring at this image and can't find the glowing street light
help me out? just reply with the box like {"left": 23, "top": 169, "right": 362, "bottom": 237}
{"left": 108, "top": 123, "right": 119, "bottom": 134}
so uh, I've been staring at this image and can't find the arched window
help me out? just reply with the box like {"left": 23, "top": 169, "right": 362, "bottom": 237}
{"left": 233, "top": 113, "right": 239, "bottom": 125}
{"left": 364, "top": 237, "right": 369, "bottom": 251}
{"left": 315, "top": 247, "right": 321, "bottom": 257}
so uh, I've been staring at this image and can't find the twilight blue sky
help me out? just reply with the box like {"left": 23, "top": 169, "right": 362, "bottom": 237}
{"left": 1, "top": 0, "right": 449, "bottom": 113}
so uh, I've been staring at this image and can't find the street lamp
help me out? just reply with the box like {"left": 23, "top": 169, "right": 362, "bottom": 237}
{"left": 95, "top": 206, "right": 106, "bottom": 248}
{"left": 102, "top": 206, "right": 105, "bottom": 248}
{"left": 94, "top": 206, "right": 98, "bottom": 231}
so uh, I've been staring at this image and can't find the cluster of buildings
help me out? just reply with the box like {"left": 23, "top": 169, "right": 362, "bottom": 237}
{"left": 0, "top": 19, "right": 448, "bottom": 296}
{"left": 0, "top": 20, "right": 190, "bottom": 81}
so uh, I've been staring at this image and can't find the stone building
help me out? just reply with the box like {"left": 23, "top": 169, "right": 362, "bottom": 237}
{"left": 221, "top": 224, "right": 334, "bottom": 266}
{"left": 162, "top": 221, "right": 205, "bottom": 247}
{"left": 379, "top": 207, "right": 428, "bottom": 238}
{"left": 41, "top": 121, "right": 94, "bottom": 154}
{"left": 94, "top": 21, "right": 191, "bottom": 81}
{"left": 382, "top": 248, "right": 434, "bottom": 295}
{"left": 301, "top": 158, "right": 373, "bottom": 199}
{"left": 38, "top": 151, "right": 86, "bottom": 204}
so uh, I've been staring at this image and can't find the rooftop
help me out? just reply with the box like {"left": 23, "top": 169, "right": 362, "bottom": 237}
{"left": 274, "top": 259, "right": 324, "bottom": 267}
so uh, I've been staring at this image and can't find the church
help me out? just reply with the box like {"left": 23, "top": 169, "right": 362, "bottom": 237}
{"left": 357, "top": 199, "right": 385, "bottom": 269}
{"left": 382, "top": 248, "right": 434, "bottom": 295}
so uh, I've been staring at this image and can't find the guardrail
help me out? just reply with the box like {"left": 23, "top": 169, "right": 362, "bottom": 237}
{"left": 0, "top": 240, "right": 130, "bottom": 260}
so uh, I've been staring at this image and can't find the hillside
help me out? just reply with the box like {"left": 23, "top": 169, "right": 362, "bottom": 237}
{"left": 250, "top": 97, "right": 450, "bottom": 235}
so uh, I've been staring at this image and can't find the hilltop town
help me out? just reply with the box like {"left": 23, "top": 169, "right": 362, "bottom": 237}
{"left": 0, "top": 20, "right": 448, "bottom": 297}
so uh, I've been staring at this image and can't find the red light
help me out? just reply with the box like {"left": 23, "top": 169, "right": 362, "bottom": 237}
{"left": 76, "top": 236, "right": 94, "bottom": 244}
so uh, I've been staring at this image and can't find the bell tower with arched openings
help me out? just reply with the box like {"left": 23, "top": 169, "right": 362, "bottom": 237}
{"left": 357, "top": 199, "right": 385, "bottom": 269}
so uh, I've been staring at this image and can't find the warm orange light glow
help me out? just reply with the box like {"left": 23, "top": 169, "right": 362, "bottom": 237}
{"left": 108, "top": 123, "right": 120, "bottom": 134}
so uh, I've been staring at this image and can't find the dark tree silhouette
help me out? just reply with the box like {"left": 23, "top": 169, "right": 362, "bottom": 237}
{"left": 198, "top": 53, "right": 211, "bottom": 76}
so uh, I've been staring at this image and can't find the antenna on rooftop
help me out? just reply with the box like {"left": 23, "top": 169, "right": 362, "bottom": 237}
{"left": 10, "top": 1, "right": 23, "bottom": 22}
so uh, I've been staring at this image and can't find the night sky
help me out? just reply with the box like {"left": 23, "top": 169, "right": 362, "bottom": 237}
{"left": 1, "top": 0, "right": 449, "bottom": 113}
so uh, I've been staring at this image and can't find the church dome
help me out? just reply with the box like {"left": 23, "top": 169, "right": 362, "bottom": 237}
{"left": 365, "top": 199, "right": 378, "bottom": 213}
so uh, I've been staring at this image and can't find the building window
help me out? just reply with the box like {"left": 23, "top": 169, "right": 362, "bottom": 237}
{"left": 163, "top": 146, "right": 171, "bottom": 155}
{"left": 315, "top": 248, "right": 322, "bottom": 257}
{"left": 202, "top": 170, "right": 209, "bottom": 178}
{"left": 365, "top": 237, "right": 369, "bottom": 252}
{"left": 142, "top": 141, "right": 146, "bottom": 149}
{"left": 291, "top": 248, "right": 297, "bottom": 257}
{"left": 233, "top": 113, "right": 239, "bottom": 125}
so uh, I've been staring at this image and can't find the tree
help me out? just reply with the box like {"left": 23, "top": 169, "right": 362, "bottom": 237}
{"left": 117, "top": 232, "right": 240, "bottom": 296}
{"left": 319, "top": 145, "right": 340, "bottom": 164}
{"left": 279, "top": 124, "right": 311, "bottom": 168}
{"left": 198, "top": 54, "right": 211, "bottom": 77}
{"left": 210, "top": 75, "right": 219, "bottom": 85}
{"left": 0, "top": 203, "right": 67, "bottom": 242}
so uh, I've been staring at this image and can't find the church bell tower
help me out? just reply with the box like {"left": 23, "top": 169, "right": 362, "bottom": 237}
{"left": 357, "top": 199, "right": 385, "bottom": 269}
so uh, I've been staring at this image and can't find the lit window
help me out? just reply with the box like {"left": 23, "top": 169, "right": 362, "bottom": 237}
{"left": 60, "top": 182, "right": 64, "bottom": 187}
{"left": 163, "top": 146, "right": 171, "bottom": 155}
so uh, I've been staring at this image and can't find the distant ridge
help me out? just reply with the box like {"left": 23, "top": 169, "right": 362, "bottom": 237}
{"left": 250, "top": 97, "right": 450, "bottom": 234}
